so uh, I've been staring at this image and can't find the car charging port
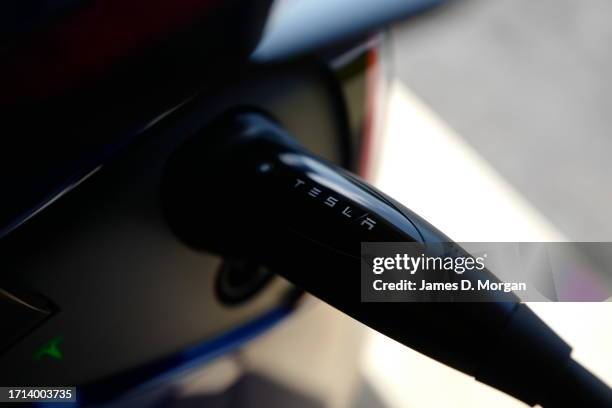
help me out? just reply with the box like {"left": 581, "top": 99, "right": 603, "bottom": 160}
{"left": 216, "top": 259, "right": 274, "bottom": 305}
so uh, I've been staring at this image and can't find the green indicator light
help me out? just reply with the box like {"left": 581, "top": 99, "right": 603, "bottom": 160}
{"left": 34, "top": 336, "right": 63, "bottom": 361}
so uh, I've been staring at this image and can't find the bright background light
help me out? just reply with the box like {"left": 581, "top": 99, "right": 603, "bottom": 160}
{"left": 361, "top": 80, "right": 612, "bottom": 408}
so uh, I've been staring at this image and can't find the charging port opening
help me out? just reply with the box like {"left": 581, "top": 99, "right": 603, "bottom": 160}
{"left": 216, "top": 259, "right": 274, "bottom": 305}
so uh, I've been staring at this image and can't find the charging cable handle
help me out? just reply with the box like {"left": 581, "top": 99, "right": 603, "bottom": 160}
{"left": 163, "top": 111, "right": 612, "bottom": 407}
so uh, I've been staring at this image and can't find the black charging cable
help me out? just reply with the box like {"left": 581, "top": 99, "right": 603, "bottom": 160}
{"left": 163, "top": 111, "right": 612, "bottom": 407}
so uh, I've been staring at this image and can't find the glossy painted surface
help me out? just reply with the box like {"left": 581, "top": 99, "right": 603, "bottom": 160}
{"left": 0, "top": 62, "right": 349, "bottom": 403}
{"left": 0, "top": 0, "right": 272, "bottom": 241}
{"left": 254, "top": 0, "right": 445, "bottom": 61}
